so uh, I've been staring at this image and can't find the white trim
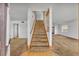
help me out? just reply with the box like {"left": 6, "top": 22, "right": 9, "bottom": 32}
{"left": 6, "top": 4, "right": 10, "bottom": 56}
{"left": 49, "top": 7, "right": 53, "bottom": 47}
{"left": 27, "top": 8, "right": 36, "bottom": 48}
{"left": 30, "top": 20, "right": 36, "bottom": 42}
{"left": 43, "top": 20, "right": 49, "bottom": 44}
{"left": 6, "top": 45, "right": 10, "bottom": 56}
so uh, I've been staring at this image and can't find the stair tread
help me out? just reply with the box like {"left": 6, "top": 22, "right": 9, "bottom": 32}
{"left": 32, "top": 39, "right": 48, "bottom": 42}
{"left": 31, "top": 42, "right": 48, "bottom": 46}
{"left": 32, "top": 40, "right": 48, "bottom": 42}
{"left": 33, "top": 35, "right": 46, "bottom": 36}
{"left": 30, "top": 47, "right": 49, "bottom": 52}
{"left": 31, "top": 45, "right": 48, "bottom": 47}
{"left": 32, "top": 37, "right": 47, "bottom": 38}
{"left": 33, "top": 37, "right": 47, "bottom": 38}
{"left": 31, "top": 45, "right": 49, "bottom": 47}
{"left": 31, "top": 42, "right": 48, "bottom": 45}
{"left": 31, "top": 21, "right": 49, "bottom": 49}
{"left": 33, "top": 35, "right": 47, "bottom": 36}
{"left": 33, "top": 34, "right": 46, "bottom": 35}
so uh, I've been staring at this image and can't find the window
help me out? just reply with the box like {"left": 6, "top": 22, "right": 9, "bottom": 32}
{"left": 61, "top": 25, "right": 68, "bottom": 32}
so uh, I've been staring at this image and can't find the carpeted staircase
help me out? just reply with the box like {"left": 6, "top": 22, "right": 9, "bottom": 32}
{"left": 30, "top": 20, "right": 49, "bottom": 52}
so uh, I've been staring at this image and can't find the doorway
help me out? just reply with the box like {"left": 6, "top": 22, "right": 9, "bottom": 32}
{"left": 13, "top": 24, "right": 19, "bottom": 38}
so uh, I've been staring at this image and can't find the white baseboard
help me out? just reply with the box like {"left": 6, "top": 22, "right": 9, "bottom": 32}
{"left": 6, "top": 44, "right": 10, "bottom": 56}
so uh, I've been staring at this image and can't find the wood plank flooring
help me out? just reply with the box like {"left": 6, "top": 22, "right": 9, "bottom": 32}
{"left": 21, "top": 20, "right": 58, "bottom": 56}
{"left": 10, "top": 35, "right": 79, "bottom": 56}
{"left": 10, "top": 38, "right": 27, "bottom": 56}
{"left": 30, "top": 20, "right": 49, "bottom": 52}
{"left": 10, "top": 21, "right": 79, "bottom": 56}
{"left": 53, "top": 34, "right": 79, "bottom": 56}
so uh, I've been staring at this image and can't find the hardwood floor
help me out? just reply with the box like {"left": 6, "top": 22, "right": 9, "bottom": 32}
{"left": 21, "top": 20, "right": 58, "bottom": 56}
{"left": 10, "top": 38, "right": 58, "bottom": 56}
{"left": 21, "top": 50, "right": 58, "bottom": 56}
{"left": 10, "top": 21, "right": 58, "bottom": 56}
{"left": 10, "top": 38, "right": 27, "bottom": 56}
{"left": 10, "top": 21, "right": 79, "bottom": 56}
{"left": 10, "top": 35, "right": 79, "bottom": 56}
{"left": 52, "top": 34, "right": 79, "bottom": 56}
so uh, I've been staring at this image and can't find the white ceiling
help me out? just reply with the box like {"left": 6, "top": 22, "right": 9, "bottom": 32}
{"left": 10, "top": 3, "right": 77, "bottom": 24}
{"left": 10, "top": 3, "right": 29, "bottom": 21}
{"left": 53, "top": 4, "right": 77, "bottom": 25}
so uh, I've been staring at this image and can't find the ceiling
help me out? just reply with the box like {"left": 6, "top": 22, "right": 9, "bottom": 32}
{"left": 10, "top": 3, "right": 28, "bottom": 21}
{"left": 10, "top": 3, "right": 77, "bottom": 24}
{"left": 53, "top": 4, "right": 77, "bottom": 25}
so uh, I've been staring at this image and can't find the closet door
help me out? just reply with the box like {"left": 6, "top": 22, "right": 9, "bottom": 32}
{"left": 0, "top": 3, "right": 7, "bottom": 56}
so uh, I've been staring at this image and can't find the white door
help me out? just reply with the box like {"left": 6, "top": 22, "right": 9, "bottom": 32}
{"left": 13, "top": 24, "right": 18, "bottom": 38}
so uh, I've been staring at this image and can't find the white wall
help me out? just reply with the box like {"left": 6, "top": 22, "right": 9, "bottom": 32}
{"left": 44, "top": 10, "right": 49, "bottom": 45}
{"left": 44, "top": 7, "right": 53, "bottom": 47}
{"left": 19, "top": 22, "right": 27, "bottom": 38}
{"left": 10, "top": 20, "right": 27, "bottom": 39}
{"left": 53, "top": 4, "right": 77, "bottom": 24}
{"left": 77, "top": 4, "right": 79, "bottom": 39}
{"left": 55, "top": 25, "right": 58, "bottom": 34}
{"left": 27, "top": 8, "right": 36, "bottom": 47}
{"left": 35, "top": 11, "right": 43, "bottom": 20}
{"left": 6, "top": 6, "right": 10, "bottom": 45}
{"left": 54, "top": 4, "right": 78, "bottom": 39}
{"left": 55, "top": 20, "right": 78, "bottom": 39}
{"left": 76, "top": 4, "right": 79, "bottom": 39}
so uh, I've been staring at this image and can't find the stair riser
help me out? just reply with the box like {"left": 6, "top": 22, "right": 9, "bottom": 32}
{"left": 32, "top": 40, "right": 48, "bottom": 42}
{"left": 33, "top": 36, "right": 47, "bottom": 39}
{"left": 31, "top": 21, "right": 49, "bottom": 51}
{"left": 31, "top": 45, "right": 49, "bottom": 47}
{"left": 31, "top": 42, "right": 48, "bottom": 45}
{"left": 31, "top": 44, "right": 48, "bottom": 46}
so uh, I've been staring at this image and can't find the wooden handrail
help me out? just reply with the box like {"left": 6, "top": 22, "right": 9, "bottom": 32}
{"left": 46, "top": 8, "right": 49, "bottom": 16}
{"left": 30, "top": 20, "right": 36, "bottom": 34}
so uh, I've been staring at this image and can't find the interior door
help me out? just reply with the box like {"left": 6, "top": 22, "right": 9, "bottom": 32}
{"left": 13, "top": 24, "right": 19, "bottom": 38}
